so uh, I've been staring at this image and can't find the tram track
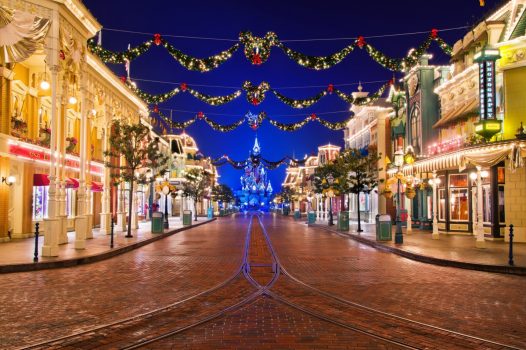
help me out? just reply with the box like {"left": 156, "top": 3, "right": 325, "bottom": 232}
{"left": 17, "top": 214, "right": 524, "bottom": 349}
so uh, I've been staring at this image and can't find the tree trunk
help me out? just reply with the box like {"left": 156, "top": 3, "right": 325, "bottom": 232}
{"left": 126, "top": 178, "right": 134, "bottom": 237}
{"left": 194, "top": 196, "right": 198, "bottom": 221}
{"left": 341, "top": 193, "right": 345, "bottom": 212}
{"left": 356, "top": 192, "right": 363, "bottom": 232}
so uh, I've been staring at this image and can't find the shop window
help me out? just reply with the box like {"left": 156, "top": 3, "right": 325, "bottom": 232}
{"left": 411, "top": 108, "right": 421, "bottom": 152}
{"left": 482, "top": 185, "right": 491, "bottom": 224}
{"left": 359, "top": 193, "right": 369, "bottom": 212}
{"left": 33, "top": 186, "right": 49, "bottom": 220}
{"left": 498, "top": 185, "right": 505, "bottom": 224}
{"left": 449, "top": 188, "right": 469, "bottom": 222}
{"left": 438, "top": 189, "right": 446, "bottom": 221}
{"left": 449, "top": 174, "right": 468, "bottom": 187}
{"left": 498, "top": 167, "right": 505, "bottom": 184}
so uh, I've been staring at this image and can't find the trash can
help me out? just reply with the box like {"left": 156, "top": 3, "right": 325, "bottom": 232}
{"left": 376, "top": 214, "right": 392, "bottom": 241}
{"left": 151, "top": 212, "right": 164, "bottom": 233}
{"left": 207, "top": 207, "right": 213, "bottom": 219}
{"left": 307, "top": 211, "right": 316, "bottom": 225}
{"left": 294, "top": 210, "right": 301, "bottom": 220}
{"left": 183, "top": 210, "right": 192, "bottom": 226}
{"left": 338, "top": 211, "right": 349, "bottom": 231}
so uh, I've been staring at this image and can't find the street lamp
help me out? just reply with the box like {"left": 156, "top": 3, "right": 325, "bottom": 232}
{"left": 393, "top": 149, "right": 404, "bottom": 244}
{"left": 162, "top": 183, "right": 170, "bottom": 229}
{"left": 327, "top": 173, "right": 334, "bottom": 226}
{"left": 429, "top": 175, "right": 441, "bottom": 239}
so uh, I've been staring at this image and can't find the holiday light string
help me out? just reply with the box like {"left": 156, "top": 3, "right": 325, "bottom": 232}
{"left": 150, "top": 109, "right": 354, "bottom": 132}
{"left": 127, "top": 79, "right": 393, "bottom": 108}
{"left": 88, "top": 29, "right": 453, "bottom": 72}
{"left": 211, "top": 154, "right": 307, "bottom": 170}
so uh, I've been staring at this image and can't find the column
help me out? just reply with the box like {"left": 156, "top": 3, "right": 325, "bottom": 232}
{"left": 74, "top": 80, "right": 88, "bottom": 249}
{"left": 471, "top": 182, "right": 477, "bottom": 236}
{"left": 85, "top": 116, "right": 93, "bottom": 239}
{"left": 100, "top": 126, "right": 111, "bottom": 234}
{"left": 406, "top": 198, "right": 412, "bottom": 234}
{"left": 179, "top": 191, "right": 184, "bottom": 221}
{"left": 131, "top": 189, "right": 139, "bottom": 229}
{"left": 377, "top": 114, "right": 387, "bottom": 215}
{"left": 432, "top": 173, "right": 439, "bottom": 239}
{"left": 42, "top": 62, "right": 60, "bottom": 256}
{"left": 475, "top": 167, "right": 486, "bottom": 248}
{"left": 116, "top": 156, "right": 127, "bottom": 232}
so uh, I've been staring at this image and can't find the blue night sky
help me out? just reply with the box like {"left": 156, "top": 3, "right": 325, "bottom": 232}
{"left": 82, "top": 0, "right": 501, "bottom": 191}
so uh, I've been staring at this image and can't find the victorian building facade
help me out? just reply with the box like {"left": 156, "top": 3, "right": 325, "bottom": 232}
{"left": 391, "top": 0, "right": 526, "bottom": 244}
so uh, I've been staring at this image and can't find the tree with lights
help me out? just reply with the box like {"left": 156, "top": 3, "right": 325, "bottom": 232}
{"left": 313, "top": 163, "right": 345, "bottom": 226}
{"left": 104, "top": 120, "right": 169, "bottom": 238}
{"left": 183, "top": 168, "right": 213, "bottom": 221}
{"left": 211, "top": 184, "right": 235, "bottom": 208}
{"left": 336, "top": 147, "right": 382, "bottom": 232}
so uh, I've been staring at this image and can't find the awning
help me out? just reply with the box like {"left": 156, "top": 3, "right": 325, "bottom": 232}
{"left": 91, "top": 181, "right": 103, "bottom": 192}
{"left": 33, "top": 174, "right": 79, "bottom": 189}
{"left": 433, "top": 98, "right": 478, "bottom": 129}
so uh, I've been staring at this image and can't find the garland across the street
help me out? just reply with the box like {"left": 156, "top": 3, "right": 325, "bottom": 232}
{"left": 88, "top": 29, "right": 452, "bottom": 72}
{"left": 128, "top": 80, "right": 393, "bottom": 108}
{"left": 150, "top": 109, "right": 353, "bottom": 132}
{"left": 211, "top": 154, "right": 307, "bottom": 170}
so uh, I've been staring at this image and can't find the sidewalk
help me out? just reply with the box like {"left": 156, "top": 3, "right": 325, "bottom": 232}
{"left": 0, "top": 216, "right": 214, "bottom": 273}
{"left": 308, "top": 220, "right": 526, "bottom": 275}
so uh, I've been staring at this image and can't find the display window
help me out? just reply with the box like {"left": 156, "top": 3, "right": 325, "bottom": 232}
{"left": 33, "top": 186, "right": 49, "bottom": 220}
{"left": 449, "top": 188, "right": 469, "bottom": 221}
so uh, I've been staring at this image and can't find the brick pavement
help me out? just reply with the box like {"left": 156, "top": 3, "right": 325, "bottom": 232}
{"left": 264, "top": 214, "right": 526, "bottom": 348}
{"left": 146, "top": 296, "right": 404, "bottom": 350}
{"left": 0, "top": 216, "right": 210, "bottom": 269}
{"left": 0, "top": 216, "right": 249, "bottom": 349}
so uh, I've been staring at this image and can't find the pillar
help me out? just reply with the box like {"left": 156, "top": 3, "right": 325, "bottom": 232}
{"left": 99, "top": 126, "right": 111, "bottom": 234}
{"left": 377, "top": 114, "right": 387, "bottom": 215}
{"left": 406, "top": 197, "right": 412, "bottom": 234}
{"left": 74, "top": 79, "right": 88, "bottom": 249}
{"left": 475, "top": 167, "right": 486, "bottom": 248}
{"left": 131, "top": 190, "right": 139, "bottom": 230}
{"left": 432, "top": 173, "right": 439, "bottom": 239}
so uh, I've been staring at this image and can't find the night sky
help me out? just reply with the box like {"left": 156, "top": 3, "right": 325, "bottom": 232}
{"left": 82, "top": 0, "right": 502, "bottom": 191}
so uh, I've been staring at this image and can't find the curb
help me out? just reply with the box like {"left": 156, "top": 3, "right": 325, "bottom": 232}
{"left": 309, "top": 223, "right": 526, "bottom": 276}
{"left": 0, "top": 218, "right": 216, "bottom": 274}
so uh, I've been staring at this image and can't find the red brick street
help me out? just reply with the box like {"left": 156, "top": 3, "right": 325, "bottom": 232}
{"left": 1, "top": 214, "right": 525, "bottom": 349}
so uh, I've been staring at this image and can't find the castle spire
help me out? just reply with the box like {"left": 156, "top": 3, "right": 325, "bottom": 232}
{"left": 253, "top": 136, "right": 261, "bottom": 154}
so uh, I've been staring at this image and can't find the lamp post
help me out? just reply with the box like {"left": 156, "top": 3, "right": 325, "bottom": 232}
{"left": 146, "top": 170, "right": 153, "bottom": 221}
{"left": 327, "top": 173, "right": 334, "bottom": 226}
{"left": 162, "top": 184, "right": 170, "bottom": 229}
{"left": 393, "top": 149, "right": 404, "bottom": 244}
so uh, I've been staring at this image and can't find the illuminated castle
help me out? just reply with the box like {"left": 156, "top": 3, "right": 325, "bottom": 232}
{"left": 236, "top": 137, "right": 273, "bottom": 210}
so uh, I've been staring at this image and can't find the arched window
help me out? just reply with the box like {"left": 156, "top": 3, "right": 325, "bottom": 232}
{"left": 411, "top": 107, "right": 421, "bottom": 153}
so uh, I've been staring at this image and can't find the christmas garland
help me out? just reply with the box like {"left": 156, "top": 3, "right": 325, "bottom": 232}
{"left": 150, "top": 110, "right": 353, "bottom": 132}
{"left": 89, "top": 30, "right": 453, "bottom": 72}
{"left": 130, "top": 80, "right": 392, "bottom": 108}
{"left": 211, "top": 154, "right": 307, "bottom": 170}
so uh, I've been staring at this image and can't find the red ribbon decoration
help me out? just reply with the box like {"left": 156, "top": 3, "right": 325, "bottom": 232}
{"left": 153, "top": 105, "right": 159, "bottom": 113}
{"left": 431, "top": 29, "right": 439, "bottom": 39}
{"left": 59, "top": 50, "right": 65, "bottom": 60}
{"left": 251, "top": 123, "right": 258, "bottom": 130}
{"left": 251, "top": 97, "right": 260, "bottom": 106}
{"left": 310, "top": 113, "right": 317, "bottom": 121}
{"left": 357, "top": 36, "right": 366, "bottom": 49}
{"left": 252, "top": 53, "right": 262, "bottom": 65}
{"left": 180, "top": 82, "right": 188, "bottom": 91}
{"left": 153, "top": 33, "right": 162, "bottom": 46}
{"left": 197, "top": 111, "right": 204, "bottom": 119}
{"left": 120, "top": 76, "right": 126, "bottom": 83}
{"left": 327, "top": 84, "right": 334, "bottom": 93}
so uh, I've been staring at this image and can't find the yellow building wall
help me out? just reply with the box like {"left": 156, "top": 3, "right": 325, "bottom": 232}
{"left": 503, "top": 67, "right": 526, "bottom": 140}
{"left": 0, "top": 157, "right": 10, "bottom": 239}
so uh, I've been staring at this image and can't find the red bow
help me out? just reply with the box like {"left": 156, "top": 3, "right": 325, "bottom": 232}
{"left": 431, "top": 29, "right": 439, "bottom": 39}
{"left": 327, "top": 84, "right": 334, "bottom": 93}
{"left": 59, "top": 50, "right": 65, "bottom": 60}
{"left": 252, "top": 53, "right": 262, "bottom": 65}
{"left": 153, "top": 105, "right": 159, "bottom": 113}
{"left": 310, "top": 113, "right": 317, "bottom": 121}
{"left": 120, "top": 76, "right": 126, "bottom": 83}
{"left": 251, "top": 97, "right": 260, "bottom": 106}
{"left": 153, "top": 33, "right": 162, "bottom": 46}
{"left": 251, "top": 123, "right": 258, "bottom": 130}
{"left": 357, "top": 36, "right": 366, "bottom": 49}
{"left": 197, "top": 111, "right": 204, "bottom": 119}
{"left": 180, "top": 82, "right": 188, "bottom": 91}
